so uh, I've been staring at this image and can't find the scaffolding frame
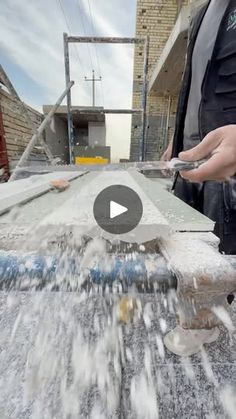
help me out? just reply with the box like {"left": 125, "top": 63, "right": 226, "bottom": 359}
{"left": 10, "top": 82, "right": 74, "bottom": 181}
{"left": 63, "top": 33, "right": 149, "bottom": 163}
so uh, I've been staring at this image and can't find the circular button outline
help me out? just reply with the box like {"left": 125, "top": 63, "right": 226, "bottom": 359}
{"left": 93, "top": 185, "right": 143, "bottom": 235}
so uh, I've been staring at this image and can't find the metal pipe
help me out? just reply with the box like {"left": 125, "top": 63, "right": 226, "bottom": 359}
{"left": 164, "top": 96, "right": 172, "bottom": 151}
{"left": 63, "top": 34, "right": 148, "bottom": 160}
{"left": 140, "top": 36, "right": 150, "bottom": 162}
{"left": 84, "top": 70, "right": 102, "bottom": 107}
{"left": 92, "top": 70, "right": 95, "bottom": 107}
{"left": 63, "top": 33, "right": 74, "bottom": 165}
{"left": 144, "top": 113, "right": 150, "bottom": 160}
{"left": 73, "top": 108, "right": 142, "bottom": 114}
{"left": 9, "top": 81, "right": 74, "bottom": 182}
{"left": 67, "top": 36, "right": 145, "bottom": 44}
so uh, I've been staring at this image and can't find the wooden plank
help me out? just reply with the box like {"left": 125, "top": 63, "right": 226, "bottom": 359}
{"left": 3, "top": 101, "right": 42, "bottom": 123}
{"left": 5, "top": 133, "right": 30, "bottom": 140}
{"left": 0, "top": 90, "right": 43, "bottom": 165}
{"left": 2, "top": 108, "right": 40, "bottom": 124}
{"left": 5, "top": 136, "right": 30, "bottom": 145}
{"left": 2, "top": 108, "right": 41, "bottom": 125}
{"left": 0, "top": 90, "right": 42, "bottom": 117}
{"left": 4, "top": 122, "right": 32, "bottom": 133}
{"left": 0, "top": 88, "right": 43, "bottom": 164}
{"left": 3, "top": 115, "right": 35, "bottom": 131}
{"left": 4, "top": 126, "right": 32, "bottom": 136}
{"left": 6, "top": 146, "right": 25, "bottom": 153}
{"left": 6, "top": 138, "right": 28, "bottom": 146}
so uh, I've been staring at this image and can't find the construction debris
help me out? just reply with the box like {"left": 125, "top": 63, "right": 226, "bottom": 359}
{"left": 117, "top": 297, "right": 140, "bottom": 324}
{"left": 50, "top": 178, "right": 70, "bottom": 192}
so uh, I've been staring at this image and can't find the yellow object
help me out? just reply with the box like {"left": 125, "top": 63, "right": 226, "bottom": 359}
{"left": 117, "top": 297, "right": 138, "bottom": 324}
{"left": 75, "top": 157, "right": 108, "bottom": 165}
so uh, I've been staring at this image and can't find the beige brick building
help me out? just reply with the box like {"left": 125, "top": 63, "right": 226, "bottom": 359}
{"left": 0, "top": 89, "right": 43, "bottom": 161}
{"left": 130, "top": 0, "right": 206, "bottom": 161}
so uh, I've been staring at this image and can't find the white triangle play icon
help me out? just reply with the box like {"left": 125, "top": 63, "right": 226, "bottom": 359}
{"left": 110, "top": 201, "right": 128, "bottom": 219}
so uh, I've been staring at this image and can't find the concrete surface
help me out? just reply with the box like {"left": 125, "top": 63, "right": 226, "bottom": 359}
{"left": 0, "top": 171, "right": 214, "bottom": 233}
{"left": 0, "top": 292, "right": 235, "bottom": 418}
{"left": 44, "top": 115, "right": 69, "bottom": 163}
{"left": 149, "top": 0, "right": 208, "bottom": 95}
{"left": 0, "top": 169, "right": 234, "bottom": 418}
{"left": 88, "top": 122, "right": 106, "bottom": 147}
{"left": 0, "top": 172, "right": 83, "bottom": 215}
{"left": 148, "top": 5, "right": 190, "bottom": 95}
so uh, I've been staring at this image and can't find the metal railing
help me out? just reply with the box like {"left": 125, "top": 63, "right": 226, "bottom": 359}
{"left": 9, "top": 82, "right": 74, "bottom": 182}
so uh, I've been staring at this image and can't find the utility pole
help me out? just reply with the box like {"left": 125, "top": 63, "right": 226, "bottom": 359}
{"left": 85, "top": 70, "right": 102, "bottom": 107}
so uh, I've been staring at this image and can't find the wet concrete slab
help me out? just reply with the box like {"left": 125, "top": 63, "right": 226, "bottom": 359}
{"left": 0, "top": 292, "right": 235, "bottom": 419}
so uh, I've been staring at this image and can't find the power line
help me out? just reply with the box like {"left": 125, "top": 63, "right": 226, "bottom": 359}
{"left": 76, "top": 0, "right": 105, "bottom": 105}
{"left": 58, "top": 0, "right": 105, "bottom": 106}
{"left": 57, "top": 0, "right": 86, "bottom": 76}
{"left": 58, "top": 0, "right": 71, "bottom": 33}
{"left": 87, "top": 0, "right": 101, "bottom": 75}
{"left": 76, "top": 0, "right": 94, "bottom": 70}
{"left": 85, "top": 69, "right": 102, "bottom": 106}
{"left": 86, "top": 0, "right": 105, "bottom": 106}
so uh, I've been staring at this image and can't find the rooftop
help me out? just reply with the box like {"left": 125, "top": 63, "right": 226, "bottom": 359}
{"left": 43, "top": 105, "right": 106, "bottom": 124}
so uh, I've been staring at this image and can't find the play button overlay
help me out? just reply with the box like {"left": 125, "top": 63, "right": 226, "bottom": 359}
{"left": 93, "top": 185, "right": 143, "bottom": 235}
{"left": 110, "top": 201, "right": 128, "bottom": 219}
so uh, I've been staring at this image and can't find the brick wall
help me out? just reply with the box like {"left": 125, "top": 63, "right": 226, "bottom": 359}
{"left": 130, "top": 0, "right": 189, "bottom": 161}
{"left": 0, "top": 89, "right": 44, "bottom": 167}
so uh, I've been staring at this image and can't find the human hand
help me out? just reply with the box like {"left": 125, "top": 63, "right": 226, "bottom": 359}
{"left": 179, "top": 125, "right": 236, "bottom": 182}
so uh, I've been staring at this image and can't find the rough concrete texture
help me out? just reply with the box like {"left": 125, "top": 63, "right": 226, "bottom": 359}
{"left": 0, "top": 291, "right": 235, "bottom": 419}
{"left": 44, "top": 115, "right": 69, "bottom": 163}
{"left": 129, "top": 1, "right": 208, "bottom": 161}
{"left": 130, "top": 0, "right": 187, "bottom": 161}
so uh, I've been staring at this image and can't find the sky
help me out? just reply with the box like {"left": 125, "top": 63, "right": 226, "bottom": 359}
{"left": 0, "top": 0, "right": 137, "bottom": 162}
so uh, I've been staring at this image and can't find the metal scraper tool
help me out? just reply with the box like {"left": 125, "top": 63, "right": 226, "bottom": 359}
{"left": 14, "top": 158, "right": 207, "bottom": 176}
{"left": 166, "top": 158, "right": 207, "bottom": 171}
{"left": 121, "top": 157, "right": 207, "bottom": 172}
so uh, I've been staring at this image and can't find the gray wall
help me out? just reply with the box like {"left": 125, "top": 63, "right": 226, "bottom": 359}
{"left": 88, "top": 122, "right": 106, "bottom": 147}
{"left": 130, "top": 114, "right": 176, "bottom": 162}
{"left": 45, "top": 115, "right": 69, "bottom": 163}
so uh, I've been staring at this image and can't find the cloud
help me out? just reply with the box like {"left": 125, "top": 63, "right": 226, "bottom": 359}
{"left": 0, "top": 0, "right": 136, "bottom": 160}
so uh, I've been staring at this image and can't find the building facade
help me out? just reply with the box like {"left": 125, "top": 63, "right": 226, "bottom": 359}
{"left": 130, "top": 0, "right": 205, "bottom": 161}
{"left": 43, "top": 106, "right": 110, "bottom": 164}
{"left": 0, "top": 87, "right": 43, "bottom": 178}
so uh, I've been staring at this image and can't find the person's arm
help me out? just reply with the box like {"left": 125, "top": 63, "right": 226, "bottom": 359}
{"left": 178, "top": 125, "right": 236, "bottom": 182}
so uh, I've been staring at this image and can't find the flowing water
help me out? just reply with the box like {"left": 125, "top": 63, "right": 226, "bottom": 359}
{"left": 0, "top": 198, "right": 236, "bottom": 418}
